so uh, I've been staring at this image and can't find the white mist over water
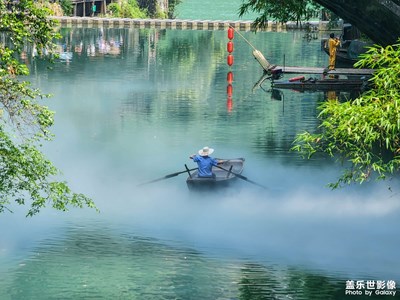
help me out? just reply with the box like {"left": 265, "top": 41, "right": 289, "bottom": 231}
{"left": 38, "top": 110, "right": 400, "bottom": 278}
{"left": 58, "top": 152, "right": 399, "bottom": 280}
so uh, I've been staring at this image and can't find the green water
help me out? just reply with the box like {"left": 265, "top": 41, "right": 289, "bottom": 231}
{"left": 0, "top": 21, "right": 399, "bottom": 300}
{"left": 175, "top": 0, "right": 258, "bottom": 20}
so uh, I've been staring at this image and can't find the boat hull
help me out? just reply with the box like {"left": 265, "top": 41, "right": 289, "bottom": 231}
{"left": 186, "top": 158, "right": 244, "bottom": 191}
{"left": 272, "top": 78, "right": 367, "bottom": 91}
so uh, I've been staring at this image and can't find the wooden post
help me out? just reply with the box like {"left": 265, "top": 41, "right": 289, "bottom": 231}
{"left": 252, "top": 49, "right": 274, "bottom": 72}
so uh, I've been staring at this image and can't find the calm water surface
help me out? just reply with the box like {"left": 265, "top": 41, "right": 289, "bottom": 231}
{"left": 175, "top": 0, "right": 258, "bottom": 20}
{"left": 0, "top": 25, "right": 399, "bottom": 300}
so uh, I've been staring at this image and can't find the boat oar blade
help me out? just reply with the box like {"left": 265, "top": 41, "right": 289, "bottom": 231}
{"left": 137, "top": 176, "right": 175, "bottom": 186}
{"left": 137, "top": 167, "right": 198, "bottom": 186}
{"left": 216, "top": 165, "right": 268, "bottom": 189}
{"left": 165, "top": 173, "right": 180, "bottom": 179}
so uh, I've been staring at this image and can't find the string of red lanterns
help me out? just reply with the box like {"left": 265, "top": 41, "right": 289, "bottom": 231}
{"left": 226, "top": 27, "right": 234, "bottom": 112}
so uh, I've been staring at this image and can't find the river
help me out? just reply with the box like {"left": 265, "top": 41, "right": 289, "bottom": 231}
{"left": 0, "top": 7, "right": 399, "bottom": 300}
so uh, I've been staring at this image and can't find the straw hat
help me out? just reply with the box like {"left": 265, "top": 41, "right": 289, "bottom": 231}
{"left": 198, "top": 146, "right": 214, "bottom": 156}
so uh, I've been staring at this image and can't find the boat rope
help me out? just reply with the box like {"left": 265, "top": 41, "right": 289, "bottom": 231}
{"left": 229, "top": 25, "right": 275, "bottom": 71}
{"left": 229, "top": 25, "right": 257, "bottom": 51}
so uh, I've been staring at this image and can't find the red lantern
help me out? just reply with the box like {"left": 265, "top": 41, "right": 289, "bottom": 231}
{"left": 227, "top": 71, "right": 233, "bottom": 83}
{"left": 227, "top": 41, "right": 234, "bottom": 53}
{"left": 228, "top": 27, "right": 234, "bottom": 40}
{"left": 227, "top": 84, "right": 233, "bottom": 97}
{"left": 227, "top": 54, "right": 234, "bottom": 66}
{"left": 227, "top": 97, "right": 233, "bottom": 112}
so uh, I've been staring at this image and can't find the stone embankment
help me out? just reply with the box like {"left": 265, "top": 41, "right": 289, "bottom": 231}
{"left": 50, "top": 16, "right": 334, "bottom": 32}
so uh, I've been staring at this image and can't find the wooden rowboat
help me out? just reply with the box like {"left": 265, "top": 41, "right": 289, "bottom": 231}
{"left": 186, "top": 158, "right": 245, "bottom": 191}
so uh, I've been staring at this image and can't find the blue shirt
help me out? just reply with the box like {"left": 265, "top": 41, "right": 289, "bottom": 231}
{"left": 193, "top": 155, "right": 218, "bottom": 177}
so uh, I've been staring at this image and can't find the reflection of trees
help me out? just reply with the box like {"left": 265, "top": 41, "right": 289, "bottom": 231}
{"left": 238, "top": 264, "right": 344, "bottom": 300}
{"left": 122, "top": 29, "right": 226, "bottom": 126}
{"left": 7, "top": 226, "right": 350, "bottom": 299}
{"left": 286, "top": 270, "right": 342, "bottom": 299}
{"left": 7, "top": 227, "right": 235, "bottom": 299}
{"left": 239, "top": 263, "right": 280, "bottom": 299}
{"left": 153, "top": 30, "right": 225, "bottom": 106}
{"left": 27, "top": 27, "right": 349, "bottom": 161}
{"left": 5, "top": 222, "right": 386, "bottom": 300}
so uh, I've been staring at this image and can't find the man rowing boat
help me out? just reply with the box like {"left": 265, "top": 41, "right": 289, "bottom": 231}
{"left": 189, "top": 146, "right": 224, "bottom": 178}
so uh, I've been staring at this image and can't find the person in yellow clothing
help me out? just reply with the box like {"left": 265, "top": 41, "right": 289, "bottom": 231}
{"left": 328, "top": 33, "right": 341, "bottom": 70}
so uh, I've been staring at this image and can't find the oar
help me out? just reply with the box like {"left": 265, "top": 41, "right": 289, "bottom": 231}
{"left": 137, "top": 167, "right": 198, "bottom": 186}
{"left": 215, "top": 165, "right": 268, "bottom": 189}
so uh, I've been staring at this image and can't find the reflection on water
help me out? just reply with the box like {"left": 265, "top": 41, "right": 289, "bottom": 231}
{"left": 31, "top": 27, "right": 336, "bottom": 164}
{"left": 1, "top": 217, "right": 398, "bottom": 299}
{"left": 0, "top": 222, "right": 371, "bottom": 299}
{"left": 1, "top": 26, "right": 399, "bottom": 299}
{"left": 4, "top": 225, "right": 238, "bottom": 299}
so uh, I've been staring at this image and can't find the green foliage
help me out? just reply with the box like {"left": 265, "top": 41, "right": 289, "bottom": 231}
{"left": 108, "top": 0, "right": 147, "bottom": 18}
{"left": 168, "top": 0, "right": 182, "bottom": 18}
{"left": 1, "top": 1, "right": 58, "bottom": 58}
{"left": 0, "top": 129, "right": 96, "bottom": 217}
{"left": 239, "top": 0, "right": 321, "bottom": 29}
{"left": 292, "top": 40, "right": 400, "bottom": 188}
{"left": 0, "top": 0, "right": 96, "bottom": 216}
{"left": 60, "top": 0, "right": 73, "bottom": 16}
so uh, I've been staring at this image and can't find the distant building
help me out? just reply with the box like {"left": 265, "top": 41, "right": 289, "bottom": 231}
{"left": 71, "top": 0, "right": 112, "bottom": 17}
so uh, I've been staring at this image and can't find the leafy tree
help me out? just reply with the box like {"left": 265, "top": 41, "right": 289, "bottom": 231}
{"left": 108, "top": 0, "right": 147, "bottom": 18}
{"left": 0, "top": 0, "right": 96, "bottom": 216}
{"left": 292, "top": 40, "right": 400, "bottom": 188}
{"left": 238, "top": 0, "right": 321, "bottom": 29}
{"left": 168, "top": 0, "right": 182, "bottom": 19}
{"left": 60, "top": 0, "right": 73, "bottom": 16}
